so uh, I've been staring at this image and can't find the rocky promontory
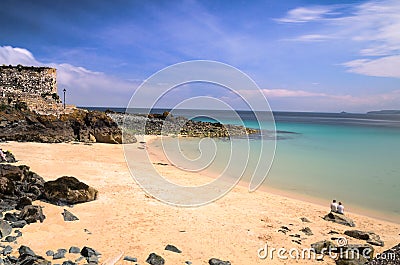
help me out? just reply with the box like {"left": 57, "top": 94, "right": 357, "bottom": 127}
{"left": 0, "top": 103, "right": 136, "bottom": 144}
{"left": 108, "top": 111, "right": 259, "bottom": 138}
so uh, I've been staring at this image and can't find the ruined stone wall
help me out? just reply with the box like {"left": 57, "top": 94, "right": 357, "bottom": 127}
{"left": 0, "top": 65, "right": 65, "bottom": 114}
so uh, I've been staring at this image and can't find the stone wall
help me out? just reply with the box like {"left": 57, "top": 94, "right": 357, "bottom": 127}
{"left": 0, "top": 65, "right": 66, "bottom": 114}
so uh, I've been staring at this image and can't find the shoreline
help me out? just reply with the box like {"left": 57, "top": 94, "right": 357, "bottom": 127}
{"left": 146, "top": 135, "right": 400, "bottom": 224}
{"left": 1, "top": 139, "right": 399, "bottom": 265}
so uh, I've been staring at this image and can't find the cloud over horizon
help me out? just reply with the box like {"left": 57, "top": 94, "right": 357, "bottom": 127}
{"left": 279, "top": 0, "right": 400, "bottom": 79}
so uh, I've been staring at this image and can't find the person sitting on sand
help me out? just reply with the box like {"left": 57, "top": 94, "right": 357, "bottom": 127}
{"left": 0, "top": 148, "right": 7, "bottom": 162}
{"left": 330, "top": 199, "right": 338, "bottom": 212}
{"left": 337, "top": 202, "right": 344, "bottom": 214}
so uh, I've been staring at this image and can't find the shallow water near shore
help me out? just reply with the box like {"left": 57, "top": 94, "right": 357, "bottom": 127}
{"left": 145, "top": 110, "right": 400, "bottom": 223}
{"left": 87, "top": 107, "right": 400, "bottom": 222}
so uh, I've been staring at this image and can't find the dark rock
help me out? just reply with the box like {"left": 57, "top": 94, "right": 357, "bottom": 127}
{"left": 53, "top": 249, "right": 67, "bottom": 259}
{"left": 328, "top": 230, "right": 339, "bottom": 235}
{"left": 4, "top": 213, "right": 19, "bottom": 222}
{"left": 2, "top": 245, "right": 12, "bottom": 255}
{"left": 278, "top": 226, "right": 291, "bottom": 234}
{"left": 62, "top": 261, "right": 77, "bottom": 265}
{"left": 80, "top": 246, "right": 100, "bottom": 257}
{"left": 86, "top": 255, "right": 98, "bottom": 264}
{"left": 311, "top": 240, "right": 336, "bottom": 254}
{"left": 335, "top": 244, "right": 374, "bottom": 265}
{"left": 43, "top": 176, "right": 98, "bottom": 205}
{"left": 300, "top": 217, "right": 311, "bottom": 223}
{"left": 68, "top": 246, "right": 80, "bottom": 254}
{"left": 14, "top": 230, "right": 22, "bottom": 237}
{"left": 208, "top": 258, "right": 231, "bottom": 265}
{"left": 344, "top": 230, "right": 384, "bottom": 247}
{"left": 369, "top": 243, "right": 400, "bottom": 265}
{"left": 0, "top": 164, "right": 45, "bottom": 212}
{"left": 5, "top": 256, "right": 18, "bottom": 264}
{"left": 146, "top": 253, "right": 165, "bottom": 265}
{"left": 0, "top": 151, "right": 16, "bottom": 164}
{"left": 323, "top": 212, "right": 355, "bottom": 227}
{"left": 185, "top": 261, "right": 192, "bottom": 265}
{"left": 344, "top": 230, "right": 370, "bottom": 240}
{"left": 300, "top": 227, "right": 313, "bottom": 236}
{"left": 17, "top": 253, "right": 51, "bottom": 265}
{"left": 16, "top": 196, "right": 33, "bottom": 210}
{"left": 4, "top": 236, "right": 16, "bottom": 242}
{"left": 62, "top": 209, "right": 79, "bottom": 222}
{"left": 18, "top": 245, "right": 36, "bottom": 256}
{"left": 45, "top": 250, "right": 54, "bottom": 257}
{"left": 292, "top": 239, "right": 302, "bottom": 245}
{"left": 19, "top": 205, "right": 45, "bottom": 223}
{"left": 164, "top": 244, "right": 182, "bottom": 253}
{"left": 11, "top": 220, "right": 27, "bottom": 228}
{"left": 0, "top": 220, "right": 12, "bottom": 238}
{"left": 74, "top": 256, "right": 84, "bottom": 263}
{"left": 123, "top": 256, "right": 137, "bottom": 262}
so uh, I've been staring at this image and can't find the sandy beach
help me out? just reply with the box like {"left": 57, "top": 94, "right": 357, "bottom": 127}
{"left": 2, "top": 139, "right": 399, "bottom": 265}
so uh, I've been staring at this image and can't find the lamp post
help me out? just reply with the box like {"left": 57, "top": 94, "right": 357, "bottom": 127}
{"left": 63, "top": 88, "right": 66, "bottom": 109}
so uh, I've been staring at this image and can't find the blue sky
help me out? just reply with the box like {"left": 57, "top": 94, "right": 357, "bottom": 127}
{"left": 0, "top": 0, "right": 399, "bottom": 112}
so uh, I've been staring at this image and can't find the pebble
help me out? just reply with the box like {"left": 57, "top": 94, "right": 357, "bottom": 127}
{"left": 123, "top": 256, "right": 137, "bottom": 262}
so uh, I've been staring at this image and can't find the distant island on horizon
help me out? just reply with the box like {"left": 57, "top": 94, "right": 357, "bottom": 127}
{"left": 80, "top": 106, "right": 400, "bottom": 115}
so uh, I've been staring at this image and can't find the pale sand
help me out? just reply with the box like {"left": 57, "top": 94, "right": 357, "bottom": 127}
{"left": 2, "top": 139, "right": 399, "bottom": 265}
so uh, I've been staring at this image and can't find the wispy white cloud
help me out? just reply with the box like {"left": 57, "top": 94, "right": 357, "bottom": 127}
{"left": 0, "top": 46, "right": 138, "bottom": 106}
{"left": 276, "top": 6, "right": 338, "bottom": 23}
{"left": 342, "top": 56, "right": 400, "bottom": 78}
{"left": 286, "top": 34, "right": 335, "bottom": 42}
{"left": 278, "top": 0, "right": 400, "bottom": 78}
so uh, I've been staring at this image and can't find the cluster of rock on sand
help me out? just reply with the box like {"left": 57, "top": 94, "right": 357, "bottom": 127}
{"left": 0, "top": 155, "right": 237, "bottom": 265}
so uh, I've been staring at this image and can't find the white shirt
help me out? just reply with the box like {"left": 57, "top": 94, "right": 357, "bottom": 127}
{"left": 337, "top": 204, "right": 344, "bottom": 214}
{"left": 331, "top": 202, "right": 338, "bottom": 212}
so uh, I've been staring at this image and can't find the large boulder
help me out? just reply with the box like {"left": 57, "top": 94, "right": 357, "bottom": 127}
{"left": 323, "top": 212, "right": 355, "bottom": 227}
{"left": 43, "top": 176, "right": 98, "bottom": 205}
{"left": 344, "top": 230, "right": 384, "bottom": 247}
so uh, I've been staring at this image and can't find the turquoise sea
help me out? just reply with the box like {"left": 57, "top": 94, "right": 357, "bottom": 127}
{"left": 87, "top": 107, "right": 400, "bottom": 222}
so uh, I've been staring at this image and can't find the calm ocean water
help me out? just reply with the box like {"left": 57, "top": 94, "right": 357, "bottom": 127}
{"left": 85, "top": 107, "right": 400, "bottom": 222}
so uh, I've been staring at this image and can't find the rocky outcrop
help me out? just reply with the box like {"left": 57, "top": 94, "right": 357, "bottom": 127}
{"left": 43, "top": 176, "right": 98, "bottom": 205}
{"left": 109, "top": 112, "right": 259, "bottom": 138}
{"left": 323, "top": 212, "right": 356, "bottom": 227}
{"left": 0, "top": 105, "right": 136, "bottom": 144}
{"left": 0, "top": 164, "right": 45, "bottom": 212}
{"left": 344, "top": 230, "right": 384, "bottom": 247}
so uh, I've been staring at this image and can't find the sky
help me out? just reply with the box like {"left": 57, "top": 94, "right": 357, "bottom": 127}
{"left": 0, "top": 0, "right": 399, "bottom": 112}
